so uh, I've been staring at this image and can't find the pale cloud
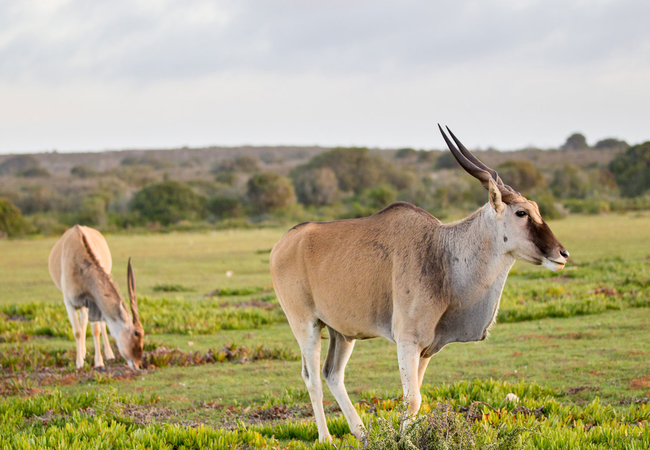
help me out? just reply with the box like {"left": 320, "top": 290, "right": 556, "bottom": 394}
{"left": 0, "top": 0, "right": 649, "bottom": 152}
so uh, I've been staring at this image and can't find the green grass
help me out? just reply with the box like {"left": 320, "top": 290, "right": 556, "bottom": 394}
{"left": 152, "top": 283, "right": 195, "bottom": 292}
{"left": 1, "top": 213, "right": 650, "bottom": 448}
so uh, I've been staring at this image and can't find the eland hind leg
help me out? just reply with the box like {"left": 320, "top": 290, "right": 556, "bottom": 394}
{"left": 79, "top": 307, "right": 89, "bottom": 359}
{"left": 297, "top": 320, "right": 331, "bottom": 442}
{"left": 323, "top": 326, "right": 365, "bottom": 439}
{"left": 281, "top": 306, "right": 332, "bottom": 443}
{"left": 64, "top": 301, "right": 85, "bottom": 369}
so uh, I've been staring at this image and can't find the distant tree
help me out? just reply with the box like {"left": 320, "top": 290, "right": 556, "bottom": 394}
{"left": 417, "top": 150, "right": 437, "bottom": 163}
{"left": 395, "top": 148, "right": 417, "bottom": 159}
{"left": 121, "top": 155, "right": 174, "bottom": 169}
{"left": 247, "top": 172, "right": 296, "bottom": 213}
{"left": 609, "top": 141, "right": 650, "bottom": 197}
{"left": 551, "top": 164, "right": 589, "bottom": 199}
{"left": 531, "top": 192, "right": 566, "bottom": 220}
{"left": 434, "top": 152, "right": 458, "bottom": 170}
{"left": 0, "top": 197, "right": 32, "bottom": 237}
{"left": 113, "top": 165, "right": 158, "bottom": 188}
{"left": 293, "top": 167, "right": 339, "bottom": 206}
{"left": 295, "top": 147, "right": 394, "bottom": 194}
{"left": 19, "top": 167, "right": 50, "bottom": 178}
{"left": 16, "top": 186, "right": 61, "bottom": 214}
{"left": 260, "top": 152, "right": 284, "bottom": 164}
{"left": 130, "top": 181, "right": 206, "bottom": 225}
{"left": 560, "top": 133, "right": 589, "bottom": 151}
{"left": 385, "top": 166, "right": 419, "bottom": 191}
{"left": 71, "top": 165, "right": 98, "bottom": 178}
{"left": 594, "top": 138, "right": 629, "bottom": 151}
{"left": 78, "top": 195, "right": 109, "bottom": 227}
{"left": 0, "top": 155, "right": 40, "bottom": 176}
{"left": 363, "top": 184, "right": 397, "bottom": 209}
{"left": 214, "top": 156, "right": 261, "bottom": 174}
{"left": 214, "top": 171, "right": 239, "bottom": 186}
{"left": 206, "top": 195, "right": 243, "bottom": 219}
{"left": 496, "top": 160, "right": 546, "bottom": 193}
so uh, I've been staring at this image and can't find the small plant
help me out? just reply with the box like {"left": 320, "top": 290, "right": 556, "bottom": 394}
{"left": 205, "top": 286, "right": 265, "bottom": 296}
{"left": 363, "top": 403, "right": 526, "bottom": 450}
{"left": 152, "top": 283, "right": 195, "bottom": 292}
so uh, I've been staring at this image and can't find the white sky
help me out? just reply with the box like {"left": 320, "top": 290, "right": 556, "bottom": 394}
{"left": 1, "top": 0, "right": 649, "bottom": 153}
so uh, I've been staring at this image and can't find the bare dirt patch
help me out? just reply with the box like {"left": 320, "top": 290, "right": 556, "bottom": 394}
{"left": 629, "top": 375, "right": 650, "bottom": 390}
{"left": 1, "top": 342, "right": 298, "bottom": 396}
{"left": 565, "top": 385, "right": 599, "bottom": 395}
{"left": 588, "top": 286, "right": 620, "bottom": 297}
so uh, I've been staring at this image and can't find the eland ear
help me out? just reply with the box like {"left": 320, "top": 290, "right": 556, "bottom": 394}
{"left": 127, "top": 258, "right": 140, "bottom": 324}
{"left": 488, "top": 179, "right": 504, "bottom": 213}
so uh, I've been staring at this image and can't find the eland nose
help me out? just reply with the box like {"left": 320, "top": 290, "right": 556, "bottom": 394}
{"left": 559, "top": 249, "right": 570, "bottom": 259}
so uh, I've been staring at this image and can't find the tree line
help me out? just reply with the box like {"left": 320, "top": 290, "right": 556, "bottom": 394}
{"left": 0, "top": 135, "right": 649, "bottom": 238}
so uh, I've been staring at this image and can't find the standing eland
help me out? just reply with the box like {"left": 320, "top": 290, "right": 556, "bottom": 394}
{"left": 48, "top": 225, "right": 144, "bottom": 369}
{"left": 270, "top": 126, "right": 569, "bottom": 442}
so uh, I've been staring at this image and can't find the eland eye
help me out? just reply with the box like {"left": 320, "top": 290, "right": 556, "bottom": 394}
{"left": 134, "top": 330, "right": 141, "bottom": 337}
{"left": 515, "top": 211, "right": 528, "bottom": 218}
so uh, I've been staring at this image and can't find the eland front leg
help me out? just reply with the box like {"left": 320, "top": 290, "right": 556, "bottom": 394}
{"left": 397, "top": 340, "right": 423, "bottom": 421}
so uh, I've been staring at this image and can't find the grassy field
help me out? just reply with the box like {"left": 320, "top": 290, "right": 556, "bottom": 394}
{"left": 1, "top": 213, "right": 650, "bottom": 448}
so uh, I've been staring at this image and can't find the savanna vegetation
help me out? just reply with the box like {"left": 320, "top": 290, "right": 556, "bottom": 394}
{"left": 1, "top": 212, "right": 650, "bottom": 448}
{"left": 1, "top": 133, "right": 649, "bottom": 238}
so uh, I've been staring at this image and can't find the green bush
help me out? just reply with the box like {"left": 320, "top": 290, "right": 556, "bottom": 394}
{"left": 78, "top": 195, "right": 109, "bottom": 227}
{"left": 0, "top": 155, "right": 39, "bottom": 175}
{"left": 293, "top": 147, "right": 384, "bottom": 194}
{"left": 364, "top": 184, "right": 398, "bottom": 209}
{"left": 19, "top": 167, "right": 50, "bottom": 178}
{"left": 496, "top": 160, "right": 546, "bottom": 193}
{"left": 394, "top": 148, "right": 417, "bottom": 159}
{"left": 130, "top": 181, "right": 206, "bottom": 226}
{"left": 560, "top": 132, "right": 589, "bottom": 151}
{"left": 206, "top": 195, "right": 243, "bottom": 219}
{"left": 247, "top": 172, "right": 296, "bottom": 213}
{"left": 70, "top": 165, "right": 98, "bottom": 178}
{"left": 293, "top": 167, "right": 339, "bottom": 206}
{"left": 594, "top": 138, "right": 628, "bottom": 150}
{"left": 531, "top": 192, "right": 566, "bottom": 220}
{"left": 551, "top": 164, "right": 589, "bottom": 199}
{"left": 562, "top": 199, "right": 611, "bottom": 215}
{"left": 609, "top": 141, "right": 650, "bottom": 197}
{"left": 435, "top": 151, "right": 459, "bottom": 169}
{"left": 0, "top": 198, "right": 32, "bottom": 237}
{"left": 213, "top": 156, "right": 261, "bottom": 174}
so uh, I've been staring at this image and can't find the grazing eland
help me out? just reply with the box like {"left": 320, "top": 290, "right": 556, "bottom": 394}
{"left": 48, "top": 225, "right": 144, "bottom": 369}
{"left": 270, "top": 126, "right": 569, "bottom": 442}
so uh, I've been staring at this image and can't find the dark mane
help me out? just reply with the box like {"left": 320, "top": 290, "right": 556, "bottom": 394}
{"left": 374, "top": 201, "right": 427, "bottom": 216}
{"left": 289, "top": 202, "right": 438, "bottom": 232}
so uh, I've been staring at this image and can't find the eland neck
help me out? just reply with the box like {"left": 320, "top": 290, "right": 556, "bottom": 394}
{"left": 434, "top": 204, "right": 515, "bottom": 305}
{"left": 84, "top": 264, "right": 132, "bottom": 337}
